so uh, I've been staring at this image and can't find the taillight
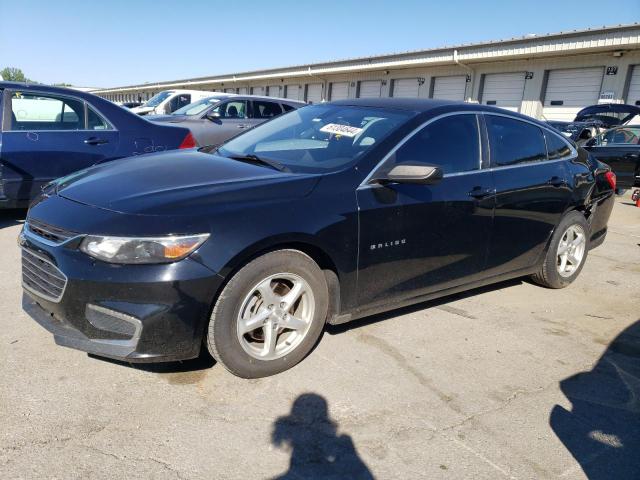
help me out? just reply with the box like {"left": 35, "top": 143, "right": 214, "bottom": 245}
{"left": 604, "top": 171, "right": 616, "bottom": 190}
{"left": 178, "top": 132, "right": 197, "bottom": 149}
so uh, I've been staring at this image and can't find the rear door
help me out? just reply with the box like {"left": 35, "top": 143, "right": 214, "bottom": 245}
{"left": 484, "top": 114, "right": 572, "bottom": 276}
{"left": 585, "top": 127, "right": 640, "bottom": 188}
{"left": 249, "top": 100, "right": 284, "bottom": 127}
{"left": 1, "top": 89, "right": 118, "bottom": 202}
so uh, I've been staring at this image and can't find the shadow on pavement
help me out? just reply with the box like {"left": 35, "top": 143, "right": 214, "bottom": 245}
{"left": 88, "top": 350, "right": 215, "bottom": 374}
{"left": 0, "top": 209, "right": 27, "bottom": 229}
{"left": 271, "top": 393, "right": 374, "bottom": 480}
{"left": 551, "top": 319, "right": 640, "bottom": 479}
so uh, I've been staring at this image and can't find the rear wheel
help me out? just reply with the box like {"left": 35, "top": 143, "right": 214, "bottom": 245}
{"left": 206, "top": 250, "right": 328, "bottom": 378}
{"left": 531, "top": 211, "right": 589, "bottom": 289}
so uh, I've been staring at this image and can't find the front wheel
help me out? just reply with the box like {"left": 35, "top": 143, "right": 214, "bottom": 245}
{"left": 206, "top": 250, "right": 328, "bottom": 378}
{"left": 531, "top": 211, "right": 589, "bottom": 289}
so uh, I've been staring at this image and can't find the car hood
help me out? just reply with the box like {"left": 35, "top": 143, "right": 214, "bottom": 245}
{"left": 56, "top": 149, "right": 320, "bottom": 216}
{"left": 130, "top": 105, "right": 154, "bottom": 115}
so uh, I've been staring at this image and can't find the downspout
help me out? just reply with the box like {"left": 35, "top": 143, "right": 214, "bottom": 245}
{"left": 453, "top": 49, "right": 474, "bottom": 102}
{"left": 307, "top": 67, "right": 328, "bottom": 102}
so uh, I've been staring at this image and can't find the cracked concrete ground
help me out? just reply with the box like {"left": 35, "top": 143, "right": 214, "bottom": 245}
{"left": 1, "top": 194, "right": 639, "bottom": 479}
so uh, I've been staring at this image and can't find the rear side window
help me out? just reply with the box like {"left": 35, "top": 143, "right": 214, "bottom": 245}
{"left": 388, "top": 114, "right": 480, "bottom": 175}
{"left": 545, "top": 132, "right": 572, "bottom": 160}
{"left": 10, "top": 92, "right": 85, "bottom": 131}
{"left": 486, "top": 115, "right": 546, "bottom": 166}
{"left": 252, "top": 100, "right": 283, "bottom": 119}
{"left": 598, "top": 127, "right": 640, "bottom": 145}
{"left": 281, "top": 103, "right": 295, "bottom": 112}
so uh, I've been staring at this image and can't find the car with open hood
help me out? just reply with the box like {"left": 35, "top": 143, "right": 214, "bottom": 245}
{"left": 20, "top": 99, "right": 616, "bottom": 378}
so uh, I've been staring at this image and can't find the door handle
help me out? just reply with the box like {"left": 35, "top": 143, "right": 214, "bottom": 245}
{"left": 84, "top": 137, "right": 109, "bottom": 145}
{"left": 237, "top": 124, "right": 249, "bottom": 129}
{"left": 468, "top": 186, "right": 495, "bottom": 199}
{"left": 624, "top": 153, "right": 639, "bottom": 159}
{"left": 547, "top": 176, "right": 567, "bottom": 187}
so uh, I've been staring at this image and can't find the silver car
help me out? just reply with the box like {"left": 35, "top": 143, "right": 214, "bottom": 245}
{"left": 147, "top": 95, "right": 305, "bottom": 146}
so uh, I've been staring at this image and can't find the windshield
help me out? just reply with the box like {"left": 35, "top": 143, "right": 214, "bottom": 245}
{"left": 173, "top": 96, "right": 222, "bottom": 116}
{"left": 216, "top": 104, "right": 412, "bottom": 173}
{"left": 143, "top": 91, "right": 173, "bottom": 108}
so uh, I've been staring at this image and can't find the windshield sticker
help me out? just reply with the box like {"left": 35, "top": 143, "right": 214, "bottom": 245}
{"left": 320, "top": 123, "right": 363, "bottom": 137}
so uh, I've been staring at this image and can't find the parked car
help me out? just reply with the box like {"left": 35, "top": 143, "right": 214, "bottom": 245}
{"left": 0, "top": 82, "right": 197, "bottom": 208}
{"left": 120, "top": 101, "right": 143, "bottom": 109}
{"left": 547, "top": 104, "right": 640, "bottom": 146}
{"left": 131, "top": 89, "right": 217, "bottom": 116}
{"left": 583, "top": 125, "right": 640, "bottom": 191}
{"left": 148, "top": 95, "right": 305, "bottom": 146}
{"left": 20, "top": 99, "right": 615, "bottom": 378}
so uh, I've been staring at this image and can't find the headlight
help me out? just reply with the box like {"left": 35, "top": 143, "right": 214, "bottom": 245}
{"left": 80, "top": 234, "right": 209, "bottom": 264}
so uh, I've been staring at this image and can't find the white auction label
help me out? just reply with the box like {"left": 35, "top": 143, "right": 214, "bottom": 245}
{"left": 319, "top": 123, "right": 363, "bottom": 137}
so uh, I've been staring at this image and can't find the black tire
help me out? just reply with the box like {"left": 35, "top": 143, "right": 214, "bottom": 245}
{"left": 206, "top": 250, "right": 329, "bottom": 378}
{"left": 531, "top": 211, "right": 590, "bottom": 289}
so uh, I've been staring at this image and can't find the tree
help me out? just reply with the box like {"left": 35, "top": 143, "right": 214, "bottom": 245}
{"left": 0, "top": 67, "right": 27, "bottom": 82}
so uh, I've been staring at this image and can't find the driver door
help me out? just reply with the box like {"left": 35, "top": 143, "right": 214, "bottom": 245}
{"left": 584, "top": 127, "right": 640, "bottom": 189}
{"left": 201, "top": 99, "right": 249, "bottom": 145}
{"left": 356, "top": 113, "right": 495, "bottom": 309}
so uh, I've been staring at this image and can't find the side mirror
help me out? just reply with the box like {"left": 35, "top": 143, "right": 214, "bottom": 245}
{"left": 206, "top": 111, "right": 221, "bottom": 121}
{"left": 585, "top": 137, "right": 598, "bottom": 147}
{"left": 579, "top": 129, "right": 592, "bottom": 140}
{"left": 375, "top": 164, "right": 443, "bottom": 185}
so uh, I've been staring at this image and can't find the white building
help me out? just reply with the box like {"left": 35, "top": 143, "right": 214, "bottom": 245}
{"left": 93, "top": 23, "right": 640, "bottom": 121}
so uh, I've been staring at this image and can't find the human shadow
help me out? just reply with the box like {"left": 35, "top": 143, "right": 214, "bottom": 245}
{"left": 271, "top": 393, "right": 374, "bottom": 480}
{"left": 550, "top": 319, "right": 640, "bottom": 479}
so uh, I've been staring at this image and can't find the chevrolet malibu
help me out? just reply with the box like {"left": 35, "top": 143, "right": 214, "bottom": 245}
{"left": 20, "top": 99, "right": 616, "bottom": 378}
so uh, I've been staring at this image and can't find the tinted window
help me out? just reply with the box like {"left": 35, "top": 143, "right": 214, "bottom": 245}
{"left": 545, "top": 132, "right": 572, "bottom": 160}
{"left": 486, "top": 115, "right": 546, "bottom": 166}
{"left": 211, "top": 100, "right": 247, "bottom": 119}
{"left": 10, "top": 92, "right": 84, "bottom": 131}
{"left": 169, "top": 94, "right": 191, "bottom": 112}
{"left": 252, "top": 101, "right": 283, "bottom": 119}
{"left": 386, "top": 114, "right": 480, "bottom": 174}
{"left": 598, "top": 127, "right": 640, "bottom": 145}
{"left": 87, "top": 106, "right": 110, "bottom": 131}
{"left": 282, "top": 103, "right": 295, "bottom": 112}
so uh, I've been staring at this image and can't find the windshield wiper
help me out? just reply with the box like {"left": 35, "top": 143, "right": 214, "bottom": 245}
{"left": 226, "top": 154, "right": 289, "bottom": 172}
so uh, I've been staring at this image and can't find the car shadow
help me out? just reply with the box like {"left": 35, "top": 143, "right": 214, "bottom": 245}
{"left": 270, "top": 393, "right": 374, "bottom": 480}
{"left": 550, "top": 319, "right": 640, "bottom": 479}
{"left": 326, "top": 278, "right": 523, "bottom": 334}
{"left": 88, "top": 350, "right": 215, "bottom": 374}
{"left": 0, "top": 209, "right": 27, "bottom": 229}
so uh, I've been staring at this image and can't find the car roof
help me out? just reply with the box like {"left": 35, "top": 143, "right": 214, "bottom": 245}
{"left": 0, "top": 81, "right": 95, "bottom": 96}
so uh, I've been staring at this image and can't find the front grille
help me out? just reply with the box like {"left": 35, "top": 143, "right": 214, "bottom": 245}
{"left": 21, "top": 248, "right": 68, "bottom": 303}
{"left": 26, "top": 219, "right": 77, "bottom": 244}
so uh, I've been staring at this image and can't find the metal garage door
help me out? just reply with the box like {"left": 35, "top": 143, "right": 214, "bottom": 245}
{"left": 481, "top": 72, "right": 526, "bottom": 112}
{"left": 432, "top": 76, "right": 467, "bottom": 101}
{"left": 330, "top": 82, "right": 349, "bottom": 100}
{"left": 542, "top": 67, "right": 604, "bottom": 121}
{"left": 268, "top": 85, "right": 282, "bottom": 97}
{"left": 626, "top": 65, "right": 640, "bottom": 106}
{"left": 286, "top": 85, "right": 300, "bottom": 100}
{"left": 252, "top": 86, "right": 265, "bottom": 96}
{"left": 393, "top": 78, "right": 420, "bottom": 98}
{"left": 358, "top": 80, "right": 382, "bottom": 98}
{"left": 306, "top": 83, "right": 323, "bottom": 103}
{"left": 238, "top": 87, "right": 248, "bottom": 95}
{"left": 225, "top": 88, "right": 236, "bottom": 94}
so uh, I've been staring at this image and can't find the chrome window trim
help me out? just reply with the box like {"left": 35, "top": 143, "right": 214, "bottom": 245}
{"left": 358, "top": 109, "right": 579, "bottom": 189}
{"left": 7, "top": 88, "right": 116, "bottom": 132}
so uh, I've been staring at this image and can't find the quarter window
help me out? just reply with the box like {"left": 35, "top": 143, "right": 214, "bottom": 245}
{"left": 545, "top": 132, "right": 572, "bottom": 160}
{"left": 252, "top": 101, "right": 283, "bottom": 119}
{"left": 87, "top": 106, "right": 110, "bottom": 130}
{"left": 10, "top": 92, "right": 85, "bottom": 131}
{"left": 386, "top": 114, "right": 480, "bottom": 174}
{"left": 486, "top": 115, "right": 546, "bottom": 166}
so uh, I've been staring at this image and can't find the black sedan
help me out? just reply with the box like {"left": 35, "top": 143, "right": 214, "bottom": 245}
{"left": 20, "top": 99, "right": 615, "bottom": 378}
{"left": 148, "top": 94, "right": 305, "bottom": 147}
{"left": 0, "top": 82, "right": 196, "bottom": 208}
{"left": 584, "top": 125, "right": 640, "bottom": 190}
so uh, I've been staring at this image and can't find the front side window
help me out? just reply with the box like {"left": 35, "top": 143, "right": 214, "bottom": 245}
{"left": 143, "top": 91, "right": 173, "bottom": 108}
{"left": 211, "top": 100, "right": 247, "bottom": 119}
{"left": 378, "top": 114, "right": 480, "bottom": 175}
{"left": 10, "top": 92, "right": 85, "bottom": 131}
{"left": 486, "top": 115, "right": 546, "bottom": 166}
{"left": 169, "top": 94, "right": 191, "bottom": 112}
{"left": 252, "top": 100, "right": 283, "bottom": 119}
{"left": 545, "top": 131, "right": 573, "bottom": 160}
{"left": 597, "top": 127, "right": 640, "bottom": 146}
{"left": 216, "top": 104, "right": 412, "bottom": 173}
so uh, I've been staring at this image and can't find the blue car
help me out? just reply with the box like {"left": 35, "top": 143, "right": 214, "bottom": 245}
{"left": 0, "top": 82, "right": 196, "bottom": 208}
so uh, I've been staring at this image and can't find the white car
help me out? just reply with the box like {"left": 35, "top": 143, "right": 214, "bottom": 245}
{"left": 131, "top": 89, "right": 220, "bottom": 116}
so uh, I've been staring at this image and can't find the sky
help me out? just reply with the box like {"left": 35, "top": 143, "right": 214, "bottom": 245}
{"left": 1, "top": 0, "right": 639, "bottom": 88}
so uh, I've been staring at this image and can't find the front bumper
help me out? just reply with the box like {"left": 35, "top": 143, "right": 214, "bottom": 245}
{"left": 20, "top": 230, "right": 223, "bottom": 363}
